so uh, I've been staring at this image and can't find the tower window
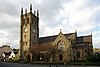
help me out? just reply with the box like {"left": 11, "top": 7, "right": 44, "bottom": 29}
{"left": 24, "top": 35, "right": 26, "bottom": 38}
{"left": 26, "top": 41, "right": 28, "bottom": 45}
{"left": 34, "top": 36, "right": 35, "bottom": 39}
{"left": 23, "top": 18, "right": 25, "bottom": 25}
{"left": 27, "top": 17, "right": 29, "bottom": 23}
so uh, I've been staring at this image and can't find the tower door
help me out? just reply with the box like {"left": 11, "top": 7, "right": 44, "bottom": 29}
{"left": 59, "top": 54, "right": 63, "bottom": 61}
{"left": 27, "top": 54, "right": 30, "bottom": 62}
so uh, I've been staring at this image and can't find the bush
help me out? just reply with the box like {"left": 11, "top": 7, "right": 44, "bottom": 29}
{"left": 87, "top": 53, "right": 100, "bottom": 63}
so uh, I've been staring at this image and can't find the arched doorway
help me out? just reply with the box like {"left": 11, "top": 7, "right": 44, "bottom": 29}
{"left": 59, "top": 54, "right": 63, "bottom": 61}
{"left": 27, "top": 54, "right": 30, "bottom": 62}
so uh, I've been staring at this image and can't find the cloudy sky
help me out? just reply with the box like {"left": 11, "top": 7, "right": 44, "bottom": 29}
{"left": 0, "top": 0, "right": 100, "bottom": 49}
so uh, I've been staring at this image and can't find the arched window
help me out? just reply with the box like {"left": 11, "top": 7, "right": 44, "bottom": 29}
{"left": 76, "top": 51, "right": 80, "bottom": 58}
{"left": 27, "top": 17, "right": 29, "bottom": 23}
{"left": 57, "top": 41, "right": 65, "bottom": 51}
{"left": 59, "top": 54, "right": 63, "bottom": 61}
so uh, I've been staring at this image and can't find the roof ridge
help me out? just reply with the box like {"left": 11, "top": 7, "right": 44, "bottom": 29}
{"left": 77, "top": 35, "right": 91, "bottom": 38}
{"left": 40, "top": 32, "right": 75, "bottom": 38}
{"left": 39, "top": 35, "right": 57, "bottom": 39}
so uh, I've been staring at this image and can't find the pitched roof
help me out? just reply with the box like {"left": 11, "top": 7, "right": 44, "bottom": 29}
{"left": 76, "top": 35, "right": 92, "bottom": 44}
{"left": 39, "top": 32, "right": 75, "bottom": 44}
{"left": 39, "top": 35, "right": 57, "bottom": 44}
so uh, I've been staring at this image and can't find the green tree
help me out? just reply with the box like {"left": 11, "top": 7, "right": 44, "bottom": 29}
{"left": 87, "top": 53, "right": 100, "bottom": 63}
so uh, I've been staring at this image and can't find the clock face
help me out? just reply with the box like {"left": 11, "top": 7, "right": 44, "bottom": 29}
{"left": 24, "top": 28, "right": 28, "bottom": 32}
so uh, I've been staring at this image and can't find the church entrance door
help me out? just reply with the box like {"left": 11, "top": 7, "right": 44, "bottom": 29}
{"left": 27, "top": 54, "right": 30, "bottom": 62}
{"left": 59, "top": 54, "right": 63, "bottom": 61}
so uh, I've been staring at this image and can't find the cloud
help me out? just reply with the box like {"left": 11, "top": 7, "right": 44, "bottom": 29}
{"left": 0, "top": 0, "right": 100, "bottom": 48}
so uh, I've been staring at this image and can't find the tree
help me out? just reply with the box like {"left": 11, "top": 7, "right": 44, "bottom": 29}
{"left": 30, "top": 44, "right": 54, "bottom": 61}
{"left": 87, "top": 53, "right": 100, "bottom": 63}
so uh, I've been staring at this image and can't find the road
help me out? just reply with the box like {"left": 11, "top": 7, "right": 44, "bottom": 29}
{"left": 0, "top": 62, "right": 100, "bottom": 67}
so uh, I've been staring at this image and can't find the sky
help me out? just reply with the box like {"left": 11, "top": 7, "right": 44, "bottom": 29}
{"left": 0, "top": 0, "right": 100, "bottom": 49}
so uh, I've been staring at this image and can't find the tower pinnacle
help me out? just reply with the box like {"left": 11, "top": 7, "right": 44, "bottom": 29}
{"left": 30, "top": 4, "right": 32, "bottom": 12}
{"left": 21, "top": 7, "right": 23, "bottom": 15}
{"left": 34, "top": 11, "right": 36, "bottom": 15}
{"left": 25, "top": 9, "right": 27, "bottom": 16}
{"left": 37, "top": 10, "right": 39, "bottom": 17}
{"left": 60, "top": 29, "right": 62, "bottom": 33}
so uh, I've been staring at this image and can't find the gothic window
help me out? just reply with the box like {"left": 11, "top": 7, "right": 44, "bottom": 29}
{"left": 26, "top": 41, "right": 28, "bottom": 45}
{"left": 24, "top": 35, "right": 26, "bottom": 39}
{"left": 76, "top": 51, "right": 80, "bottom": 58}
{"left": 34, "top": 36, "right": 35, "bottom": 39}
{"left": 33, "top": 20, "right": 35, "bottom": 26}
{"left": 22, "top": 18, "right": 25, "bottom": 25}
{"left": 85, "top": 49, "right": 87, "bottom": 53}
{"left": 58, "top": 41, "right": 65, "bottom": 51}
{"left": 25, "top": 18, "right": 27, "bottom": 25}
{"left": 27, "top": 17, "right": 29, "bottom": 23}
{"left": 59, "top": 54, "right": 63, "bottom": 61}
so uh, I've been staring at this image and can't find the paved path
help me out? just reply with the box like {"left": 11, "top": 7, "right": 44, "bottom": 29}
{"left": 0, "top": 62, "right": 100, "bottom": 67}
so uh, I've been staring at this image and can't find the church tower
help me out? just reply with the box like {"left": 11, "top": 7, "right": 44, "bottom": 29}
{"left": 20, "top": 4, "right": 39, "bottom": 61}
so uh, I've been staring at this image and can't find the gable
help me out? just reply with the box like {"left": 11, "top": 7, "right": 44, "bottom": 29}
{"left": 53, "top": 32, "right": 71, "bottom": 46}
{"left": 52, "top": 32, "right": 71, "bottom": 53}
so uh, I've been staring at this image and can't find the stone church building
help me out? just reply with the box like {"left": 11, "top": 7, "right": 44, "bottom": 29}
{"left": 20, "top": 4, "right": 93, "bottom": 62}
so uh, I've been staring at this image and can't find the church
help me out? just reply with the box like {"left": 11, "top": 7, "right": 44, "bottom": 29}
{"left": 20, "top": 4, "right": 93, "bottom": 62}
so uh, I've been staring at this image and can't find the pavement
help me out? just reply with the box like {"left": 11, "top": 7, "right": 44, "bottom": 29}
{"left": 0, "top": 62, "right": 100, "bottom": 67}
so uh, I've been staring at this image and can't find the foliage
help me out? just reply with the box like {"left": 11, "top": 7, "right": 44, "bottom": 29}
{"left": 31, "top": 44, "right": 54, "bottom": 61}
{"left": 13, "top": 52, "right": 20, "bottom": 61}
{"left": 87, "top": 53, "right": 100, "bottom": 63}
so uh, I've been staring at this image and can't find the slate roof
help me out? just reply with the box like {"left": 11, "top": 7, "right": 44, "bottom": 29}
{"left": 39, "top": 35, "right": 57, "bottom": 44}
{"left": 76, "top": 35, "right": 92, "bottom": 44}
{"left": 39, "top": 33, "right": 75, "bottom": 44}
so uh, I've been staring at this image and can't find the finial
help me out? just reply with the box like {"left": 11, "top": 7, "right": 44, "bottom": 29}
{"left": 75, "top": 29, "right": 77, "bottom": 37}
{"left": 37, "top": 10, "right": 39, "bottom": 17}
{"left": 25, "top": 9, "right": 27, "bottom": 13}
{"left": 91, "top": 32, "right": 92, "bottom": 36}
{"left": 60, "top": 29, "right": 62, "bottom": 33}
{"left": 25, "top": 9, "right": 27, "bottom": 15}
{"left": 75, "top": 29, "right": 77, "bottom": 33}
{"left": 34, "top": 11, "right": 36, "bottom": 15}
{"left": 30, "top": 4, "right": 32, "bottom": 12}
{"left": 21, "top": 7, "right": 23, "bottom": 14}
